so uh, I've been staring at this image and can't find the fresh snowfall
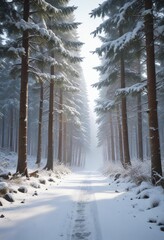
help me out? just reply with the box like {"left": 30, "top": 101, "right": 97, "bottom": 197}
{"left": 0, "top": 151, "right": 164, "bottom": 240}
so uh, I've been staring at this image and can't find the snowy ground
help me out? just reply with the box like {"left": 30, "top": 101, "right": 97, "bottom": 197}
{"left": 0, "top": 152, "right": 164, "bottom": 240}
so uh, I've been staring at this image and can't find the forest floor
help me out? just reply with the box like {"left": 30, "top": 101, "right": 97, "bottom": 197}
{"left": 0, "top": 152, "right": 164, "bottom": 240}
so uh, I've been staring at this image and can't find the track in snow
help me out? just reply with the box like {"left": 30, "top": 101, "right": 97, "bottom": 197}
{"left": 60, "top": 172, "right": 103, "bottom": 240}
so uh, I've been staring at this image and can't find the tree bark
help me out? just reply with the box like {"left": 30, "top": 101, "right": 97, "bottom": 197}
{"left": 137, "top": 56, "right": 143, "bottom": 161}
{"left": 9, "top": 107, "right": 13, "bottom": 151}
{"left": 14, "top": 108, "right": 18, "bottom": 152}
{"left": 58, "top": 88, "right": 63, "bottom": 163}
{"left": 16, "top": 0, "right": 29, "bottom": 176}
{"left": 78, "top": 147, "right": 82, "bottom": 167}
{"left": 36, "top": 82, "right": 43, "bottom": 166}
{"left": 1, "top": 115, "right": 5, "bottom": 148}
{"left": 117, "top": 105, "right": 124, "bottom": 166}
{"left": 107, "top": 134, "right": 111, "bottom": 161}
{"left": 109, "top": 113, "right": 115, "bottom": 162}
{"left": 144, "top": 0, "right": 162, "bottom": 185}
{"left": 68, "top": 126, "right": 73, "bottom": 166}
{"left": 119, "top": 27, "right": 131, "bottom": 167}
{"left": 137, "top": 93, "right": 143, "bottom": 161}
{"left": 45, "top": 53, "right": 55, "bottom": 170}
{"left": 63, "top": 116, "right": 67, "bottom": 165}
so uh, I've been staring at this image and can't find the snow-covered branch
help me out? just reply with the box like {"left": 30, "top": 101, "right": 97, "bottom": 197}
{"left": 115, "top": 82, "right": 147, "bottom": 97}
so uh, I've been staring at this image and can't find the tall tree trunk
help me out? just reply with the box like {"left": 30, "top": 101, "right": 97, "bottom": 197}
{"left": 68, "top": 131, "right": 73, "bottom": 166}
{"left": 137, "top": 93, "right": 143, "bottom": 161}
{"left": 36, "top": 82, "right": 43, "bottom": 166}
{"left": 137, "top": 57, "right": 143, "bottom": 161}
{"left": 78, "top": 147, "right": 82, "bottom": 167}
{"left": 66, "top": 123, "right": 72, "bottom": 165}
{"left": 63, "top": 117, "right": 67, "bottom": 165}
{"left": 117, "top": 105, "right": 124, "bottom": 166}
{"left": 1, "top": 115, "right": 5, "bottom": 148}
{"left": 14, "top": 108, "right": 18, "bottom": 152}
{"left": 119, "top": 27, "right": 131, "bottom": 167}
{"left": 45, "top": 53, "right": 55, "bottom": 170}
{"left": 16, "top": 0, "right": 29, "bottom": 176}
{"left": 9, "top": 107, "right": 13, "bottom": 151}
{"left": 109, "top": 113, "right": 115, "bottom": 162}
{"left": 75, "top": 146, "right": 79, "bottom": 166}
{"left": 58, "top": 88, "right": 63, "bottom": 163}
{"left": 107, "top": 134, "right": 111, "bottom": 161}
{"left": 137, "top": 96, "right": 143, "bottom": 161}
{"left": 144, "top": 0, "right": 162, "bottom": 185}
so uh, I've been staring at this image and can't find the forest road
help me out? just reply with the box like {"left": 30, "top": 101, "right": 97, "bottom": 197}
{"left": 60, "top": 171, "right": 103, "bottom": 240}
{"left": 1, "top": 170, "right": 163, "bottom": 240}
{"left": 0, "top": 171, "right": 106, "bottom": 240}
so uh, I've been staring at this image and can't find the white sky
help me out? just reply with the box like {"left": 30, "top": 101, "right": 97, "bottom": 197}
{"left": 70, "top": 0, "right": 103, "bottom": 105}
{"left": 70, "top": 0, "right": 104, "bottom": 168}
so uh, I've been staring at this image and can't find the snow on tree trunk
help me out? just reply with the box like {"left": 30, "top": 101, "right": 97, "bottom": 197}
{"left": 144, "top": 0, "right": 162, "bottom": 185}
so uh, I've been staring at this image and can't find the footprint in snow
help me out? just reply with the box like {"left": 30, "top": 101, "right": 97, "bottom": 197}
{"left": 72, "top": 231, "right": 91, "bottom": 239}
{"left": 75, "top": 218, "right": 85, "bottom": 222}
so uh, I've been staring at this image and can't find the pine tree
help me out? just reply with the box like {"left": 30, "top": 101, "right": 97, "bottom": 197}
{"left": 36, "top": 81, "right": 44, "bottom": 167}
{"left": 144, "top": 0, "right": 162, "bottom": 185}
{"left": 16, "top": 0, "right": 30, "bottom": 176}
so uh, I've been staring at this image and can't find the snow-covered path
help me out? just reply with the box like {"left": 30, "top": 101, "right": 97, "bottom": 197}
{"left": 0, "top": 171, "right": 163, "bottom": 240}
